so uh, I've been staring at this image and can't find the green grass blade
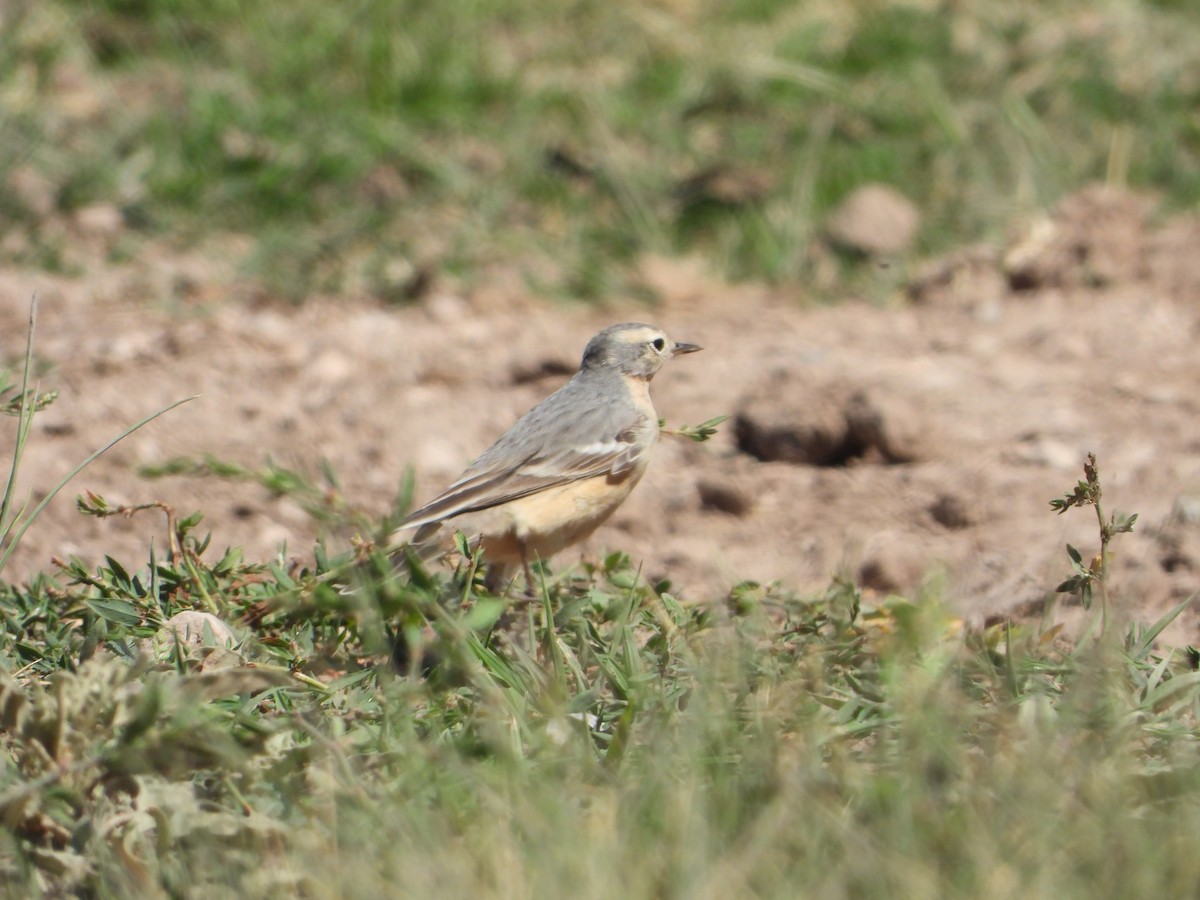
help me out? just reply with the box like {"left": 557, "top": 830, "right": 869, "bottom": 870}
{"left": 0, "top": 297, "right": 39, "bottom": 539}
{"left": 1132, "top": 593, "right": 1199, "bottom": 661}
{"left": 1138, "top": 670, "right": 1200, "bottom": 715}
{"left": 0, "top": 396, "right": 198, "bottom": 575}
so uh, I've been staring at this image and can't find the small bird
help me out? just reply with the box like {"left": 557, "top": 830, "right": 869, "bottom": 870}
{"left": 396, "top": 322, "right": 701, "bottom": 589}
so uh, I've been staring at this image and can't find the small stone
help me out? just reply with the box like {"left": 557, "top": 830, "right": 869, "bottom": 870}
{"left": 736, "top": 370, "right": 932, "bottom": 467}
{"left": 1013, "top": 436, "right": 1080, "bottom": 470}
{"left": 930, "top": 492, "right": 974, "bottom": 530}
{"left": 73, "top": 203, "right": 124, "bottom": 239}
{"left": 310, "top": 349, "right": 354, "bottom": 384}
{"left": 827, "top": 183, "right": 920, "bottom": 257}
{"left": 90, "top": 330, "right": 160, "bottom": 372}
{"left": 143, "top": 611, "right": 239, "bottom": 661}
{"left": 8, "top": 165, "right": 56, "bottom": 218}
{"left": 697, "top": 477, "right": 757, "bottom": 517}
{"left": 164, "top": 611, "right": 237, "bottom": 645}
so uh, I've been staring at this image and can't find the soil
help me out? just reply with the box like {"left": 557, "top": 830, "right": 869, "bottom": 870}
{"left": 3, "top": 184, "right": 1200, "bottom": 640}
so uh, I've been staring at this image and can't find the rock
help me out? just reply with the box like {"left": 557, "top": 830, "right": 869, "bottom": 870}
{"left": 1012, "top": 435, "right": 1081, "bottom": 470}
{"left": 378, "top": 257, "right": 433, "bottom": 302}
{"left": 929, "top": 492, "right": 975, "bottom": 530}
{"left": 1171, "top": 494, "right": 1200, "bottom": 526}
{"left": 310, "top": 348, "right": 354, "bottom": 384}
{"left": 735, "top": 371, "right": 851, "bottom": 466}
{"left": 1156, "top": 527, "right": 1199, "bottom": 575}
{"left": 826, "top": 183, "right": 920, "bottom": 257}
{"left": 842, "top": 390, "right": 925, "bottom": 464}
{"left": 735, "top": 369, "right": 932, "bottom": 466}
{"left": 424, "top": 292, "right": 468, "bottom": 324}
{"left": 162, "top": 611, "right": 237, "bottom": 645}
{"left": 73, "top": 203, "right": 124, "bottom": 240}
{"left": 89, "top": 329, "right": 162, "bottom": 373}
{"left": 142, "top": 611, "right": 240, "bottom": 663}
{"left": 696, "top": 476, "right": 757, "bottom": 517}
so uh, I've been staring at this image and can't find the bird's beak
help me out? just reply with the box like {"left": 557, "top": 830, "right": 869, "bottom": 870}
{"left": 672, "top": 341, "right": 702, "bottom": 355}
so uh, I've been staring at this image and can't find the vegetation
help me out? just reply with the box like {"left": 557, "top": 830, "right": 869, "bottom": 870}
{"left": 3, "top": 485, "right": 1200, "bottom": 897}
{"left": 4, "top": 2, "right": 1200, "bottom": 895}
{"left": 3, "top": 0, "right": 1199, "bottom": 298}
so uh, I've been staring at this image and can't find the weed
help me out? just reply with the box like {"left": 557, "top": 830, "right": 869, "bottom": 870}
{"left": 1051, "top": 451, "right": 1139, "bottom": 634}
{"left": 0, "top": 298, "right": 193, "bottom": 577}
{"left": 4, "top": 511, "right": 1200, "bottom": 896}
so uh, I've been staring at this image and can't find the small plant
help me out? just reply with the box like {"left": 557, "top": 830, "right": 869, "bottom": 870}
{"left": 661, "top": 415, "right": 730, "bottom": 443}
{"left": 139, "top": 452, "right": 377, "bottom": 531}
{"left": 0, "top": 298, "right": 194, "bottom": 578}
{"left": 1050, "top": 451, "right": 1138, "bottom": 633}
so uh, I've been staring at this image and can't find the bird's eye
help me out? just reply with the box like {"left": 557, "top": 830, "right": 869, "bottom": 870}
{"left": 652, "top": 337, "right": 666, "bottom": 352}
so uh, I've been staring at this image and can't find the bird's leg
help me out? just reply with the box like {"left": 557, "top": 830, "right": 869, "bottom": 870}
{"left": 521, "top": 549, "right": 538, "bottom": 601}
{"left": 484, "top": 562, "right": 513, "bottom": 595}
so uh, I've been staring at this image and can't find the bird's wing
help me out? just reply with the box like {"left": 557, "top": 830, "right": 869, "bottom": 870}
{"left": 399, "top": 414, "right": 650, "bottom": 531}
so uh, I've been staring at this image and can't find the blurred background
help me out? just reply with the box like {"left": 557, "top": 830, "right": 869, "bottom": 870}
{"left": 2, "top": 0, "right": 1197, "bottom": 303}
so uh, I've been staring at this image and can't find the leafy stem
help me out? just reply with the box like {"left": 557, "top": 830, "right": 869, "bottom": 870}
{"left": 660, "top": 415, "right": 729, "bottom": 442}
{"left": 1050, "top": 452, "right": 1138, "bottom": 634}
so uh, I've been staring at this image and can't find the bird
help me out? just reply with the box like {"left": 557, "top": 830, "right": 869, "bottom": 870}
{"left": 394, "top": 322, "right": 701, "bottom": 590}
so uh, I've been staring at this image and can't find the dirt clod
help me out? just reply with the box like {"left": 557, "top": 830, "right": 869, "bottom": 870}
{"left": 735, "top": 372, "right": 929, "bottom": 466}
{"left": 929, "top": 492, "right": 975, "bottom": 530}
{"left": 735, "top": 373, "right": 851, "bottom": 466}
{"left": 826, "top": 183, "right": 920, "bottom": 257}
{"left": 1004, "top": 184, "right": 1156, "bottom": 290}
{"left": 859, "top": 538, "right": 929, "bottom": 594}
{"left": 697, "top": 476, "right": 757, "bottom": 517}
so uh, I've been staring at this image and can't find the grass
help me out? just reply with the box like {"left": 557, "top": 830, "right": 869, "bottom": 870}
{"left": 3, "top": 513, "right": 1200, "bottom": 897}
{"left": 0, "top": 298, "right": 194, "bottom": 578}
{"left": 3, "top": 1, "right": 1200, "bottom": 299}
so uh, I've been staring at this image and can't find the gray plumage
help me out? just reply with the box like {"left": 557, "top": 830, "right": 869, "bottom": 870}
{"left": 397, "top": 322, "right": 701, "bottom": 556}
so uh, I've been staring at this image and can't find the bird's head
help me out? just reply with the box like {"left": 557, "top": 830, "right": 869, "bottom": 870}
{"left": 580, "top": 322, "right": 702, "bottom": 380}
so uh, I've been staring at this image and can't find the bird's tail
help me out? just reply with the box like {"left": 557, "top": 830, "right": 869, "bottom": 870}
{"left": 388, "top": 520, "right": 447, "bottom": 566}
{"left": 392, "top": 523, "right": 518, "bottom": 594}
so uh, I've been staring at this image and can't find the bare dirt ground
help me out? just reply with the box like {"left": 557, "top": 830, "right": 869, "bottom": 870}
{"left": 3, "top": 185, "right": 1200, "bottom": 638}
